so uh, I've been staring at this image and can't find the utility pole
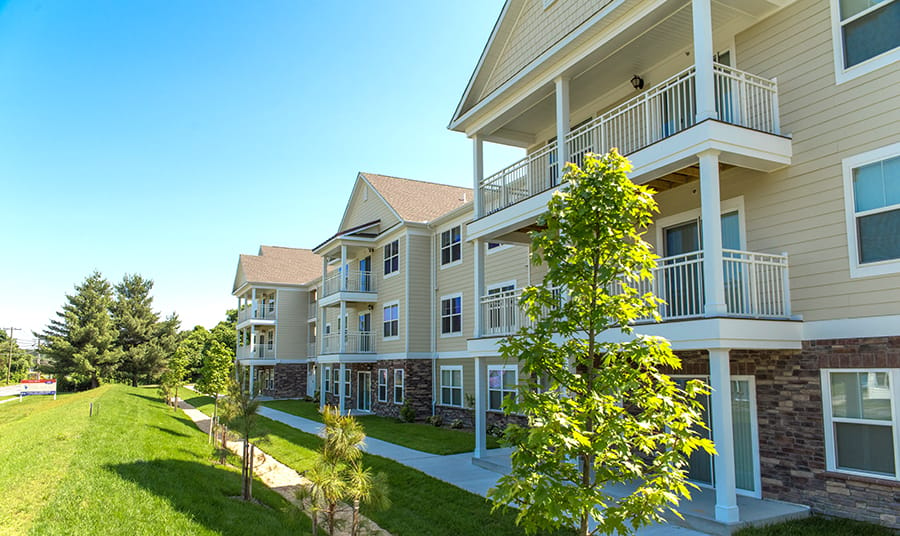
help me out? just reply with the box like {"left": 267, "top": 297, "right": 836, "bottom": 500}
{"left": 5, "top": 327, "right": 21, "bottom": 385}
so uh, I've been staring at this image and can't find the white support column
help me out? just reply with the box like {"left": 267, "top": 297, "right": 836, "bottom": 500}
{"left": 338, "top": 363, "right": 347, "bottom": 415}
{"left": 473, "top": 238, "right": 484, "bottom": 338}
{"left": 322, "top": 256, "right": 328, "bottom": 292}
{"left": 473, "top": 135, "right": 484, "bottom": 218}
{"left": 709, "top": 348, "right": 739, "bottom": 523}
{"left": 251, "top": 288, "right": 257, "bottom": 318}
{"left": 320, "top": 366, "right": 327, "bottom": 411}
{"left": 692, "top": 0, "right": 717, "bottom": 121}
{"left": 339, "top": 300, "right": 347, "bottom": 354}
{"left": 249, "top": 364, "right": 255, "bottom": 398}
{"left": 340, "top": 245, "right": 348, "bottom": 291}
{"left": 554, "top": 77, "right": 571, "bottom": 182}
{"left": 699, "top": 149, "right": 727, "bottom": 315}
{"left": 473, "top": 356, "right": 488, "bottom": 459}
{"left": 250, "top": 325, "right": 256, "bottom": 357}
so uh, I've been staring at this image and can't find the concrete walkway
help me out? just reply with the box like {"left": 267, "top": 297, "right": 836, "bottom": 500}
{"left": 259, "top": 406, "right": 711, "bottom": 536}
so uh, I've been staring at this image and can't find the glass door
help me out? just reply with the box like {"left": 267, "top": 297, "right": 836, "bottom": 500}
{"left": 357, "top": 371, "right": 372, "bottom": 411}
{"left": 359, "top": 256, "right": 371, "bottom": 291}
{"left": 358, "top": 313, "right": 371, "bottom": 352}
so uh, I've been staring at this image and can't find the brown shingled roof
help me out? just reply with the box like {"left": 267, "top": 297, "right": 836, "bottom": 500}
{"left": 361, "top": 173, "right": 473, "bottom": 223}
{"left": 235, "top": 246, "right": 321, "bottom": 291}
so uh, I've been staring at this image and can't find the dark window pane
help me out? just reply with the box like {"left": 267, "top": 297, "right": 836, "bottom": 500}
{"left": 452, "top": 389, "right": 461, "bottom": 407}
{"left": 843, "top": 1, "right": 900, "bottom": 68}
{"left": 835, "top": 422, "right": 895, "bottom": 475}
{"left": 451, "top": 316, "right": 461, "bottom": 333}
{"left": 858, "top": 209, "right": 900, "bottom": 263}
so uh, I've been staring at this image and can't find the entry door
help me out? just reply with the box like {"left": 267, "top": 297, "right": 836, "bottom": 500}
{"left": 358, "top": 313, "right": 371, "bottom": 352}
{"left": 357, "top": 371, "right": 372, "bottom": 411}
{"left": 675, "top": 376, "right": 760, "bottom": 497}
{"left": 359, "top": 256, "right": 371, "bottom": 291}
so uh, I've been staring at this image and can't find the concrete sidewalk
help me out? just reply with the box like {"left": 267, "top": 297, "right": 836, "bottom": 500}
{"left": 258, "top": 406, "right": 710, "bottom": 536}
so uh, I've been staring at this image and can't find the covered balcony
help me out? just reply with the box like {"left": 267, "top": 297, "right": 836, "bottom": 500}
{"left": 236, "top": 289, "right": 277, "bottom": 326}
{"left": 476, "top": 249, "right": 791, "bottom": 337}
{"left": 320, "top": 269, "right": 377, "bottom": 306}
{"left": 321, "top": 331, "right": 376, "bottom": 355}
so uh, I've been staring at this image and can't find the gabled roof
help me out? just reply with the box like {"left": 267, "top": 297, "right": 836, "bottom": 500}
{"left": 233, "top": 246, "right": 321, "bottom": 292}
{"left": 360, "top": 172, "right": 472, "bottom": 224}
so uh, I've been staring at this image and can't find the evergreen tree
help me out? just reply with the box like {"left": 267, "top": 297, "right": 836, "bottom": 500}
{"left": 112, "top": 274, "right": 160, "bottom": 386}
{"left": 40, "top": 271, "right": 121, "bottom": 389}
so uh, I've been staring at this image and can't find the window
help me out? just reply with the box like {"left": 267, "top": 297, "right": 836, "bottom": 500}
{"left": 383, "top": 303, "right": 399, "bottom": 339}
{"left": 822, "top": 369, "right": 899, "bottom": 479}
{"left": 440, "top": 366, "right": 463, "bottom": 407}
{"left": 377, "top": 368, "right": 388, "bottom": 402}
{"left": 487, "top": 242, "right": 502, "bottom": 250}
{"left": 331, "top": 367, "right": 339, "bottom": 395}
{"left": 831, "top": 0, "right": 899, "bottom": 82}
{"left": 343, "top": 368, "right": 351, "bottom": 397}
{"left": 393, "top": 369, "right": 404, "bottom": 404}
{"left": 383, "top": 240, "right": 399, "bottom": 276}
{"left": 488, "top": 365, "right": 518, "bottom": 411}
{"left": 440, "top": 226, "right": 462, "bottom": 266}
{"left": 323, "top": 367, "right": 331, "bottom": 394}
{"left": 843, "top": 143, "right": 900, "bottom": 277}
{"left": 440, "top": 295, "right": 462, "bottom": 336}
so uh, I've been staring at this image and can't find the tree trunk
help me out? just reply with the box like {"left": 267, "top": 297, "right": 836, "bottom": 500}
{"left": 352, "top": 499, "right": 360, "bottom": 536}
{"left": 248, "top": 443, "right": 255, "bottom": 500}
{"left": 328, "top": 502, "right": 336, "bottom": 536}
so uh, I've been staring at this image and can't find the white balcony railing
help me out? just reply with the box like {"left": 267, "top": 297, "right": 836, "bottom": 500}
{"left": 236, "top": 346, "right": 276, "bottom": 359}
{"left": 321, "top": 331, "right": 376, "bottom": 354}
{"left": 480, "top": 63, "right": 780, "bottom": 215}
{"left": 238, "top": 301, "right": 277, "bottom": 323}
{"left": 322, "top": 270, "right": 376, "bottom": 298}
{"left": 479, "top": 250, "right": 790, "bottom": 336}
{"left": 307, "top": 342, "right": 317, "bottom": 358}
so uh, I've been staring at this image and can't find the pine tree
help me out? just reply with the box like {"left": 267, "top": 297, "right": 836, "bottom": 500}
{"left": 40, "top": 271, "right": 121, "bottom": 389}
{"left": 111, "top": 274, "right": 160, "bottom": 386}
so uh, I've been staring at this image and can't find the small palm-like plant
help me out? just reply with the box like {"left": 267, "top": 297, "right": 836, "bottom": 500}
{"left": 346, "top": 461, "right": 390, "bottom": 536}
{"left": 301, "top": 458, "right": 347, "bottom": 536}
{"left": 222, "top": 372, "right": 262, "bottom": 501}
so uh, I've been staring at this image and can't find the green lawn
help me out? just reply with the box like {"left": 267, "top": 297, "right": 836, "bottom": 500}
{"left": 262, "top": 398, "right": 500, "bottom": 455}
{"left": 0, "top": 385, "right": 310, "bottom": 536}
{"left": 735, "top": 516, "right": 896, "bottom": 536}
{"left": 187, "top": 394, "right": 564, "bottom": 536}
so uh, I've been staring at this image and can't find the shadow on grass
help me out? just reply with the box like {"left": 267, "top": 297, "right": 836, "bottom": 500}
{"left": 108, "top": 459, "right": 308, "bottom": 535}
{"left": 127, "top": 392, "right": 161, "bottom": 403}
{"left": 151, "top": 425, "right": 190, "bottom": 438}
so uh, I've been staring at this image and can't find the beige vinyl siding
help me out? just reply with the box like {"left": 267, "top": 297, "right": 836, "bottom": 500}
{"left": 435, "top": 214, "right": 476, "bottom": 352}
{"left": 377, "top": 234, "right": 406, "bottom": 354}
{"left": 341, "top": 180, "right": 400, "bottom": 232}
{"left": 274, "top": 289, "right": 307, "bottom": 360}
{"left": 485, "top": 244, "right": 531, "bottom": 289}
{"left": 406, "top": 234, "right": 432, "bottom": 353}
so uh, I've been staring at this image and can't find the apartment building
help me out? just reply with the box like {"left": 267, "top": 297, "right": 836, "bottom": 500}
{"left": 233, "top": 246, "right": 321, "bottom": 398}
{"left": 448, "top": 0, "right": 899, "bottom": 529}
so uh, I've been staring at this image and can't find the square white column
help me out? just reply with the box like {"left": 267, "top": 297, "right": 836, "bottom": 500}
{"left": 692, "top": 0, "right": 717, "bottom": 121}
{"left": 473, "top": 135, "right": 484, "bottom": 218}
{"left": 338, "top": 363, "right": 347, "bottom": 415}
{"left": 699, "top": 149, "right": 727, "bottom": 315}
{"left": 555, "top": 76, "right": 570, "bottom": 182}
{"left": 709, "top": 348, "right": 739, "bottom": 523}
{"left": 474, "top": 356, "right": 488, "bottom": 458}
{"left": 473, "top": 238, "right": 484, "bottom": 338}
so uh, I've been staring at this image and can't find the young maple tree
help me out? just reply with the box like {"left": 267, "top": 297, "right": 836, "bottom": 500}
{"left": 489, "top": 150, "right": 714, "bottom": 536}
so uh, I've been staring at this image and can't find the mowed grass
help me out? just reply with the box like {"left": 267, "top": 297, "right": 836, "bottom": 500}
{"left": 187, "top": 394, "right": 564, "bottom": 536}
{"left": 0, "top": 385, "right": 310, "bottom": 536}
{"left": 263, "top": 398, "right": 500, "bottom": 455}
{"left": 734, "top": 516, "right": 896, "bottom": 536}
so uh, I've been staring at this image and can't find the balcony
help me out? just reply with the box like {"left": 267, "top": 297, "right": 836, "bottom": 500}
{"left": 236, "top": 346, "right": 276, "bottom": 360}
{"left": 307, "top": 342, "right": 317, "bottom": 358}
{"left": 237, "top": 301, "right": 277, "bottom": 324}
{"left": 321, "top": 331, "right": 376, "bottom": 355}
{"left": 319, "top": 270, "right": 377, "bottom": 306}
{"left": 478, "top": 249, "right": 790, "bottom": 337}
{"left": 477, "top": 63, "right": 785, "bottom": 220}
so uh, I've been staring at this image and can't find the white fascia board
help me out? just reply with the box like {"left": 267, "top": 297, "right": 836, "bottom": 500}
{"left": 803, "top": 315, "right": 900, "bottom": 341}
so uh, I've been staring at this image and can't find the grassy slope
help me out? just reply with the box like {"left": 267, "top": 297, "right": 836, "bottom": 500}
{"left": 263, "top": 399, "right": 500, "bottom": 455}
{"left": 0, "top": 385, "right": 309, "bottom": 536}
{"left": 189, "top": 394, "right": 565, "bottom": 536}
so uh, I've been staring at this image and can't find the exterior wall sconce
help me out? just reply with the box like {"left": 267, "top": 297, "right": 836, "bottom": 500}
{"left": 631, "top": 75, "right": 645, "bottom": 90}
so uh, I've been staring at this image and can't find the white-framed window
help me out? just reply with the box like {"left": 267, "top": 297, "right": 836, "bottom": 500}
{"left": 440, "top": 366, "right": 463, "bottom": 407}
{"left": 382, "top": 302, "right": 399, "bottom": 340}
{"left": 487, "top": 242, "right": 512, "bottom": 255}
{"left": 393, "top": 369, "right": 404, "bottom": 404}
{"left": 323, "top": 366, "right": 331, "bottom": 394}
{"left": 842, "top": 143, "right": 900, "bottom": 277}
{"left": 383, "top": 240, "right": 399, "bottom": 277}
{"left": 332, "top": 367, "right": 339, "bottom": 395}
{"left": 343, "top": 368, "right": 351, "bottom": 397}
{"left": 377, "top": 368, "right": 388, "bottom": 403}
{"left": 488, "top": 365, "right": 518, "bottom": 411}
{"left": 830, "top": 0, "right": 900, "bottom": 83}
{"left": 440, "top": 294, "right": 462, "bottom": 336}
{"left": 440, "top": 225, "right": 462, "bottom": 266}
{"left": 822, "top": 369, "right": 899, "bottom": 479}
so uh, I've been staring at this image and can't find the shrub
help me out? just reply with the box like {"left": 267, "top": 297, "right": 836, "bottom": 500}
{"left": 425, "top": 415, "right": 443, "bottom": 427}
{"left": 399, "top": 400, "right": 416, "bottom": 423}
{"left": 450, "top": 418, "right": 464, "bottom": 429}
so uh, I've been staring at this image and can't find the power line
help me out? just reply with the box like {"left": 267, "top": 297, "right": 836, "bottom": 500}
{"left": 4, "top": 327, "right": 21, "bottom": 384}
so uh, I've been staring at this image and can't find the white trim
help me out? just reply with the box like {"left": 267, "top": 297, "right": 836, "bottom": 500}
{"left": 439, "top": 224, "right": 464, "bottom": 269}
{"left": 382, "top": 300, "right": 400, "bottom": 342}
{"left": 435, "top": 351, "right": 472, "bottom": 359}
{"left": 842, "top": 142, "right": 900, "bottom": 278}
{"left": 830, "top": 0, "right": 900, "bottom": 84}
{"left": 821, "top": 368, "right": 900, "bottom": 481}
{"left": 487, "top": 364, "right": 518, "bottom": 412}
{"left": 439, "top": 365, "right": 464, "bottom": 407}
{"left": 376, "top": 368, "right": 388, "bottom": 403}
{"left": 393, "top": 368, "right": 405, "bottom": 404}
{"left": 439, "top": 292, "right": 464, "bottom": 338}
{"left": 405, "top": 234, "right": 411, "bottom": 351}
{"left": 804, "top": 315, "right": 900, "bottom": 340}
{"left": 655, "top": 196, "right": 746, "bottom": 253}
{"left": 487, "top": 279, "right": 517, "bottom": 293}
{"left": 732, "top": 375, "right": 762, "bottom": 499}
{"left": 486, "top": 242, "right": 513, "bottom": 255}
{"left": 383, "top": 239, "right": 400, "bottom": 278}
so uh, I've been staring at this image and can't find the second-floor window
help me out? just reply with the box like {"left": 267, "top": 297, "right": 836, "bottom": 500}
{"left": 440, "top": 295, "right": 462, "bottom": 335}
{"left": 440, "top": 226, "right": 462, "bottom": 266}
{"left": 832, "top": 0, "right": 900, "bottom": 81}
{"left": 384, "top": 240, "right": 399, "bottom": 276}
{"left": 383, "top": 303, "right": 399, "bottom": 339}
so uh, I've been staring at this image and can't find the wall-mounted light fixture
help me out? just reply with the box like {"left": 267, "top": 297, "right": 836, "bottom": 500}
{"left": 631, "top": 75, "right": 645, "bottom": 90}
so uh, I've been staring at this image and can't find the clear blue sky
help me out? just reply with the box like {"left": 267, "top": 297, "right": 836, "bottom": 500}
{"left": 0, "top": 0, "right": 524, "bottom": 343}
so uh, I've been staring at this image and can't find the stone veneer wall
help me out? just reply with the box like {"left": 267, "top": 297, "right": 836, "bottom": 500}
{"left": 672, "top": 337, "right": 900, "bottom": 529}
{"left": 273, "top": 363, "right": 308, "bottom": 399}
{"left": 434, "top": 406, "right": 528, "bottom": 431}
{"left": 370, "top": 360, "right": 433, "bottom": 420}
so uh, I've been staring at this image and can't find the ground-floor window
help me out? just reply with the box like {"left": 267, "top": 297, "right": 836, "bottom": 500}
{"left": 377, "top": 368, "right": 388, "bottom": 402}
{"left": 393, "top": 369, "right": 404, "bottom": 404}
{"left": 323, "top": 367, "right": 331, "bottom": 394}
{"left": 488, "top": 365, "right": 517, "bottom": 411}
{"left": 440, "top": 366, "right": 462, "bottom": 407}
{"left": 822, "top": 369, "right": 899, "bottom": 479}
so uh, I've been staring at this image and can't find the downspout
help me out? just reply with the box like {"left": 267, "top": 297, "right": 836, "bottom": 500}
{"left": 430, "top": 226, "right": 437, "bottom": 417}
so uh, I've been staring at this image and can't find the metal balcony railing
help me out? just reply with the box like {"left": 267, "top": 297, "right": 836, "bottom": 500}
{"left": 321, "top": 270, "right": 376, "bottom": 298}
